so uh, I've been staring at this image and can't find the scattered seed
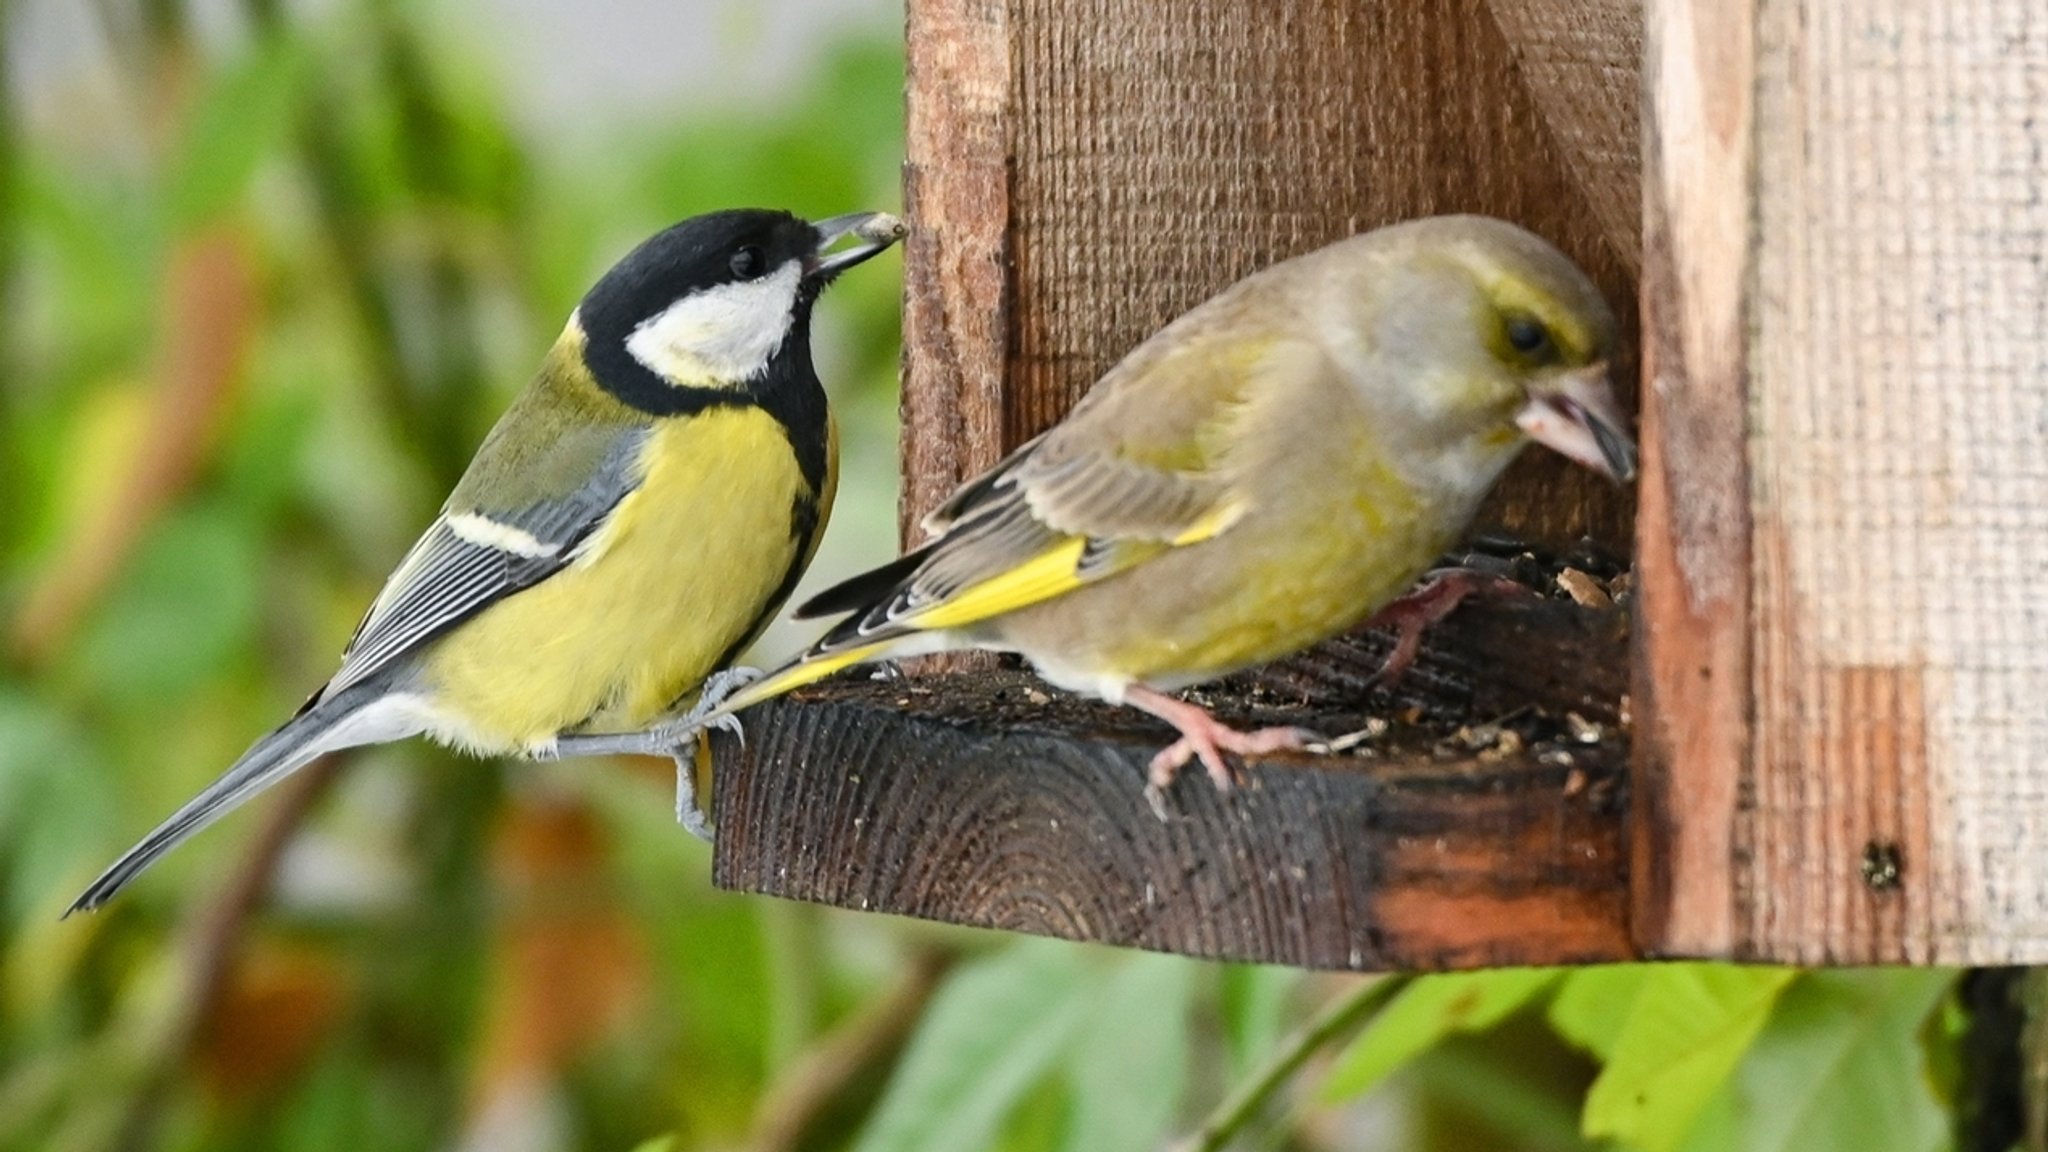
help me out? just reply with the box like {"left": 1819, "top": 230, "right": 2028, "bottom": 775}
{"left": 1311, "top": 716, "right": 1390, "bottom": 753}
{"left": 1566, "top": 711, "right": 1604, "bottom": 745}
{"left": 1556, "top": 567, "right": 1613, "bottom": 608}
{"left": 1478, "top": 728, "right": 1525, "bottom": 762}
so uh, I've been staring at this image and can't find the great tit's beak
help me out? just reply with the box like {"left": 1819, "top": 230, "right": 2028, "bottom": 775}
{"left": 806, "top": 211, "right": 907, "bottom": 282}
{"left": 1516, "top": 363, "right": 1638, "bottom": 482}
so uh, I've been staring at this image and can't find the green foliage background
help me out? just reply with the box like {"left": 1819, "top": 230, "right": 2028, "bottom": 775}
{"left": 0, "top": 4, "right": 1975, "bottom": 1151}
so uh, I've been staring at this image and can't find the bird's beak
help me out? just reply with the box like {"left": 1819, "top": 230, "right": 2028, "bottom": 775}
{"left": 806, "top": 211, "right": 908, "bottom": 282}
{"left": 1515, "top": 363, "right": 1638, "bottom": 482}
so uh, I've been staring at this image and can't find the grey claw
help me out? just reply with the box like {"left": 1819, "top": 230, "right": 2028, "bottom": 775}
{"left": 711, "top": 712, "right": 747, "bottom": 748}
{"left": 1144, "top": 783, "right": 1172, "bottom": 823}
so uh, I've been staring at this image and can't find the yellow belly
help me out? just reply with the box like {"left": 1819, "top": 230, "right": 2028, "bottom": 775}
{"left": 995, "top": 436, "right": 1457, "bottom": 691}
{"left": 421, "top": 406, "right": 823, "bottom": 751}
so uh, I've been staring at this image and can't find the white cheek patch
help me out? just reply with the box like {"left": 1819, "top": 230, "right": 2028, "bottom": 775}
{"left": 625, "top": 262, "right": 802, "bottom": 386}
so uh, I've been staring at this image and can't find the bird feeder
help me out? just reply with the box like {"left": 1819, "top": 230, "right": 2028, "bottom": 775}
{"left": 708, "top": 0, "right": 2048, "bottom": 970}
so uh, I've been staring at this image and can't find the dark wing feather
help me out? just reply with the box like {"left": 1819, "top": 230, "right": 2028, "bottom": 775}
{"left": 794, "top": 546, "right": 931, "bottom": 620}
{"left": 322, "top": 425, "right": 649, "bottom": 699}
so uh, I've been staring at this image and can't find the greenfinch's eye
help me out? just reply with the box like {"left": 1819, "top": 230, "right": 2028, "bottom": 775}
{"left": 729, "top": 246, "right": 766, "bottom": 279}
{"left": 1505, "top": 315, "right": 1552, "bottom": 356}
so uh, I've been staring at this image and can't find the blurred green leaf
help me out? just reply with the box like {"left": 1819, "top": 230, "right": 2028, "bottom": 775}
{"left": 1063, "top": 954, "right": 1194, "bottom": 1152}
{"left": 168, "top": 37, "right": 310, "bottom": 229}
{"left": 72, "top": 502, "right": 263, "bottom": 705}
{"left": 1321, "top": 968, "right": 1562, "bottom": 1100}
{"left": 853, "top": 941, "right": 1089, "bottom": 1152}
{"left": 1679, "top": 970, "right": 1954, "bottom": 1152}
{"left": 1547, "top": 964, "right": 1654, "bottom": 1060}
{"left": 1218, "top": 963, "right": 1301, "bottom": 1079}
{"left": 216, "top": 380, "right": 319, "bottom": 524}
{"left": 1580, "top": 964, "right": 1798, "bottom": 1152}
{"left": 0, "top": 689, "right": 114, "bottom": 929}
{"left": 1410, "top": 1038, "right": 1594, "bottom": 1152}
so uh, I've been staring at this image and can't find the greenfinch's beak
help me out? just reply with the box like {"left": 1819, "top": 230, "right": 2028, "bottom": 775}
{"left": 1516, "top": 364, "right": 1638, "bottom": 482}
{"left": 806, "top": 211, "right": 907, "bottom": 283}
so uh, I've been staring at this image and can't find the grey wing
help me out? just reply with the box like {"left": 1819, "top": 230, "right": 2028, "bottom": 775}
{"left": 320, "top": 428, "right": 648, "bottom": 699}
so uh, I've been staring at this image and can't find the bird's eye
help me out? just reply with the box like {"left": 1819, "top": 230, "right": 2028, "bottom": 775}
{"left": 1505, "top": 315, "right": 1552, "bottom": 356}
{"left": 729, "top": 246, "right": 767, "bottom": 279}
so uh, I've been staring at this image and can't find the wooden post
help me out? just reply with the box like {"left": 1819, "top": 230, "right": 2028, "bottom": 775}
{"left": 711, "top": 0, "right": 1649, "bottom": 970}
{"left": 1637, "top": 0, "right": 2048, "bottom": 964}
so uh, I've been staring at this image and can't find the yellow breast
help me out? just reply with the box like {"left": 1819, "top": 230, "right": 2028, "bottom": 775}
{"left": 422, "top": 406, "right": 823, "bottom": 751}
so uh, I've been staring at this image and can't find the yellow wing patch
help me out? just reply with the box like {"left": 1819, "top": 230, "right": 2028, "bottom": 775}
{"left": 1169, "top": 498, "right": 1248, "bottom": 546}
{"left": 710, "top": 638, "right": 893, "bottom": 718}
{"left": 905, "top": 537, "right": 1090, "bottom": 631}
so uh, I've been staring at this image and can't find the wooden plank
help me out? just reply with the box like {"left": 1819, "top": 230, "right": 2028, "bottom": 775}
{"left": 712, "top": 597, "right": 1634, "bottom": 970}
{"left": 1747, "top": 0, "right": 2048, "bottom": 965}
{"left": 904, "top": 0, "right": 1641, "bottom": 553}
{"left": 900, "top": 0, "right": 1012, "bottom": 547}
{"left": 1632, "top": 0, "right": 1755, "bottom": 957}
{"left": 1642, "top": 0, "right": 2048, "bottom": 964}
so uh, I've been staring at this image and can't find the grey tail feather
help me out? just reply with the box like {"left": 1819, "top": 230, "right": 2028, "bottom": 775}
{"left": 64, "top": 681, "right": 393, "bottom": 916}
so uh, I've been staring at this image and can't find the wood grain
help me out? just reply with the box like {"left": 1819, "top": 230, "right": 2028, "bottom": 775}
{"left": 903, "top": 0, "right": 1642, "bottom": 555}
{"left": 1642, "top": 0, "right": 2048, "bottom": 964}
{"left": 712, "top": 598, "right": 1635, "bottom": 971}
{"left": 1632, "top": 0, "right": 1755, "bottom": 957}
{"left": 900, "top": 0, "right": 1012, "bottom": 547}
{"left": 1743, "top": 0, "right": 2048, "bottom": 964}
{"left": 1483, "top": 0, "right": 1643, "bottom": 274}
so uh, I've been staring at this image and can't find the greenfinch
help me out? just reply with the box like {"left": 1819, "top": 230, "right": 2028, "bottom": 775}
{"left": 69, "top": 208, "right": 905, "bottom": 912}
{"left": 709, "top": 214, "right": 1632, "bottom": 812}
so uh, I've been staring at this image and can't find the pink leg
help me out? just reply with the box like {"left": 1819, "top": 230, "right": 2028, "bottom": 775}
{"left": 1124, "top": 685, "right": 1316, "bottom": 819}
{"left": 1363, "top": 567, "right": 1533, "bottom": 687}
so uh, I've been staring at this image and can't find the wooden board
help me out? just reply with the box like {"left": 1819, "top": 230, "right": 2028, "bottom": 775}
{"left": 1638, "top": 0, "right": 2048, "bottom": 964}
{"left": 900, "top": 0, "right": 1643, "bottom": 553}
{"left": 713, "top": 597, "right": 1635, "bottom": 971}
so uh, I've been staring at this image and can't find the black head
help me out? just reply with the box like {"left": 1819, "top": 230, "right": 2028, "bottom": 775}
{"left": 575, "top": 209, "right": 902, "bottom": 412}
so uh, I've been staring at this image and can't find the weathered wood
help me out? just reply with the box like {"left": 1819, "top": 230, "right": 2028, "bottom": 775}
{"left": 1483, "top": 0, "right": 1643, "bottom": 276}
{"left": 1633, "top": 0, "right": 1754, "bottom": 958}
{"left": 712, "top": 598, "right": 1634, "bottom": 971}
{"left": 1639, "top": 0, "right": 2048, "bottom": 964}
{"left": 900, "top": 0, "right": 1011, "bottom": 548}
{"left": 902, "top": 0, "right": 1642, "bottom": 555}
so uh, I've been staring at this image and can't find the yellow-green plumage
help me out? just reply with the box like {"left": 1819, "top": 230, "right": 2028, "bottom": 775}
{"left": 423, "top": 393, "right": 832, "bottom": 750}
{"left": 69, "top": 207, "right": 899, "bottom": 911}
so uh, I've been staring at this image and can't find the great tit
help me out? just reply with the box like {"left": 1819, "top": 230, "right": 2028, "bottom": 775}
{"left": 705, "top": 215, "right": 1635, "bottom": 812}
{"left": 68, "top": 208, "right": 905, "bottom": 912}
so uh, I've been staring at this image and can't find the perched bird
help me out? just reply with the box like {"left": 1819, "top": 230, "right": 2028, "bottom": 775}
{"left": 709, "top": 214, "right": 1635, "bottom": 812}
{"left": 68, "top": 208, "right": 905, "bottom": 913}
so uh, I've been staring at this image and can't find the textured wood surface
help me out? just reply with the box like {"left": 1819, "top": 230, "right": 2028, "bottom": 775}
{"left": 1633, "top": 0, "right": 1755, "bottom": 958}
{"left": 1640, "top": 0, "right": 2048, "bottom": 964}
{"left": 900, "top": 0, "right": 1011, "bottom": 549}
{"left": 712, "top": 598, "right": 1633, "bottom": 970}
{"left": 900, "top": 0, "right": 1642, "bottom": 555}
{"left": 1484, "top": 0, "right": 1642, "bottom": 275}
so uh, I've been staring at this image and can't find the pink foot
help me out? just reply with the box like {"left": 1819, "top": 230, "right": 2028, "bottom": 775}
{"left": 1364, "top": 567, "right": 1534, "bottom": 686}
{"left": 1124, "top": 685, "right": 1316, "bottom": 819}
